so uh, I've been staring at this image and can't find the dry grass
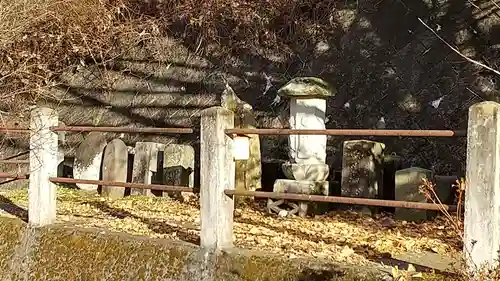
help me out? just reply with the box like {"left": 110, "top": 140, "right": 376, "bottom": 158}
{"left": 0, "top": 0, "right": 340, "bottom": 116}
{"left": 0, "top": 186, "right": 461, "bottom": 270}
{"left": 419, "top": 178, "right": 500, "bottom": 281}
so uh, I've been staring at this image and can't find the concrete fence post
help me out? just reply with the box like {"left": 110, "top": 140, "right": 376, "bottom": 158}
{"left": 200, "top": 106, "right": 235, "bottom": 249}
{"left": 29, "top": 107, "right": 59, "bottom": 226}
{"left": 465, "top": 101, "right": 500, "bottom": 273}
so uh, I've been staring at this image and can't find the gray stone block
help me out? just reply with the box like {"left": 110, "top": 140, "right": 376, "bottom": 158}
{"left": 395, "top": 167, "right": 434, "bottom": 221}
{"left": 341, "top": 140, "right": 385, "bottom": 214}
{"left": 101, "top": 139, "right": 128, "bottom": 199}
{"left": 73, "top": 133, "right": 108, "bottom": 191}
{"left": 272, "top": 179, "right": 328, "bottom": 195}
{"left": 130, "top": 142, "right": 162, "bottom": 196}
{"left": 341, "top": 140, "right": 385, "bottom": 199}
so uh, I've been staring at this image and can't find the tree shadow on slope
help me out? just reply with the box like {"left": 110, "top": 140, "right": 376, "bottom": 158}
{"left": 149, "top": 0, "right": 500, "bottom": 175}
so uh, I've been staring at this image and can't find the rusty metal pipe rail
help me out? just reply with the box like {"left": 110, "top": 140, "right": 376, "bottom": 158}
{"left": 0, "top": 127, "right": 30, "bottom": 133}
{"left": 2, "top": 151, "right": 29, "bottom": 161}
{"left": 0, "top": 173, "right": 29, "bottom": 180}
{"left": 49, "top": 177, "right": 195, "bottom": 193}
{"left": 50, "top": 126, "right": 194, "bottom": 134}
{"left": 225, "top": 128, "right": 466, "bottom": 137}
{"left": 224, "top": 190, "right": 457, "bottom": 212}
{"left": 0, "top": 160, "right": 29, "bottom": 164}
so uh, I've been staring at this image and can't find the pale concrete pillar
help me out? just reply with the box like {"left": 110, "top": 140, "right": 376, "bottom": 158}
{"left": 29, "top": 107, "right": 59, "bottom": 226}
{"left": 464, "top": 101, "right": 500, "bottom": 273}
{"left": 200, "top": 106, "right": 235, "bottom": 249}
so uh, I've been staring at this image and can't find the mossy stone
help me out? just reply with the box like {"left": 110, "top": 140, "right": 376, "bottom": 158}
{"left": 278, "top": 77, "right": 335, "bottom": 99}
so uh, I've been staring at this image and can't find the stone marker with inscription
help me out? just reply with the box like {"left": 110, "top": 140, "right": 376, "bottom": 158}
{"left": 395, "top": 167, "right": 434, "bottom": 221}
{"left": 101, "top": 139, "right": 128, "bottom": 199}
{"left": 267, "top": 77, "right": 334, "bottom": 217}
{"left": 130, "top": 142, "right": 163, "bottom": 196}
{"left": 73, "top": 133, "right": 108, "bottom": 191}
{"left": 162, "top": 144, "right": 195, "bottom": 202}
{"left": 341, "top": 140, "right": 385, "bottom": 214}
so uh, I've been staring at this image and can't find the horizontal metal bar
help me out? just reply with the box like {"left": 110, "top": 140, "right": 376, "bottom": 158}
{"left": 0, "top": 178, "right": 23, "bottom": 186}
{"left": 1, "top": 151, "right": 29, "bottom": 161}
{"left": 0, "top": 128, "right": 30, "bottom": 133}
{"left": 49, "top": 177, "right": 194, "bottom": 193}
{"left": 0, "top": 160, "right": 29, "bottom": 164}
{"left": 50, "top": 126, "right": 194, "bottom": 134}
{"left": 225, "top": 128, "right": 466, "bottom": 137}
{"left": 0, "top": 173, "right": 29, "bottom": 179}
{"left": 224, "top": 190, "right": 457, "bottom": 212}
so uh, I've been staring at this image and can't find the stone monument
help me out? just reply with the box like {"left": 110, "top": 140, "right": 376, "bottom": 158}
{"left": 395, "top": 167, "right": 434, "bottom": 221}
{"left": 73, "top": 132, "right": 108, "bottom": 191}
{"left": 267, "top": 77, "right": 334, "bottom": 217}
{"left": 341, "top": 140, "right": 386, "bottom": 214}
{"left": 101, "top": 139, "right": 128, "bottom": 199}
{"left": 221, "top": 82, "right": 262, "bottom": 204}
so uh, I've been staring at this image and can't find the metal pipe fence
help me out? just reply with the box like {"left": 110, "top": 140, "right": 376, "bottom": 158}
{"left": 225, "top": 128, "right": 466, "bottom": 137}
{"left": 224, "top": 190, "right": 457, "bottom": 212}
{"left": 49, "top": 177, "right": 194, "bottom": 193}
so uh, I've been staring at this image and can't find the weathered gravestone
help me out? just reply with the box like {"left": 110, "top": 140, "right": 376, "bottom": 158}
{"left": 73, "top": 132, "right": 108, "bottom": 191}
{"left": 162, "top": 144, "right": 195, "bottom": 202}
{"left": 101, "top": 139, "right": 128, "bottom": 199}
{"left": 395, "top": 167, "right": 434, "bottom": 221}
{"left": 221, "top": 83, "right": 262, "bottom": 203}
{"left": 341, "top": 140, "right": 385, "bottom": 214}
{"left": 267, "top": 77, "right": 333, "bottom": 217}
{"left": 130, "top": 142, "right": 163, "bottom": 196}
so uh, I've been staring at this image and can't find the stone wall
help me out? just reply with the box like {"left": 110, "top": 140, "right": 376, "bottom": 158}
{"left": 2, "top": 0, "right": 500, "bottom": 177}
{"left": 0, "top": 217, "right": 389, "bottom": 281}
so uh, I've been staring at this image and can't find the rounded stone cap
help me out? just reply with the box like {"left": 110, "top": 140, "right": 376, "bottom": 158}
{"left": 277, "top": 77, "right": 335, "bottom": 99}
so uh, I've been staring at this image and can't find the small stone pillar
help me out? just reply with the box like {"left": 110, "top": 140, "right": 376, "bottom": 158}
{"left": 464, "top": 101, "right": 500, "bottom": 274}
{"left": 341, "top": 140, "right": 385, "bottom": 214}
{"left": 200, "top": 107, "right": 235, "bottom": 249}
{"left": 267, "top": 77, "right": 334, "bottom": 217}
{"left": 29, "top": 107, "right": 59, "bottom": 226}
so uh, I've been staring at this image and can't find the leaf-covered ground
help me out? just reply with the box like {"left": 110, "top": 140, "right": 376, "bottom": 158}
{"left": 0, "top": 186, "right": 461, "bottom": 267}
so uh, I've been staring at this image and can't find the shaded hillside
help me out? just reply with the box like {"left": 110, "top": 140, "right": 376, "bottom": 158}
{"left": 1, "top": 0, "right": 500, "bottom": 174}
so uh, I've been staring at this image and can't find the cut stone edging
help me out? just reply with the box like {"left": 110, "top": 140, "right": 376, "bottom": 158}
{"left": 0, "top": 217, "right": 393, "bottom": 281}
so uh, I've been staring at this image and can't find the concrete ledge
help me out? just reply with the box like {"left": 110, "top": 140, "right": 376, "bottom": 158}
{"left": 0, "top": 217, "right": 391, "bottom": 281}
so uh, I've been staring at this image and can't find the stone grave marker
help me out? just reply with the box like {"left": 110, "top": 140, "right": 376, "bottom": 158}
{"left": 341, "top": 140, "right": 385, "bottom": 214}
{"left": 101, "top": 139, "right": 128, "bottom": 199}
{"left": 73, "top": 132, "right": 108, "bottom": 191}
{"left": 267, "top": 77, "right": 333, "bottom": 217}
{"left": 395, "top": 167, "right": 434, "bottom": 221}
{"left": 163, "top": 144, "right": 195, "bottom": 202}
{"left": 130, "top": 142, "right": 163, "bottom": 196}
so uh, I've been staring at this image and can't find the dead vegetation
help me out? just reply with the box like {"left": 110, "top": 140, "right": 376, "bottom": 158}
{"left": 0, "top": 0, "right": 340, "bottom": 116}
{"left": 419, "top": 177, "right": 500, "bottom": 281}
{"left": 0, "top": 186, "right": 460, "bottom": 270}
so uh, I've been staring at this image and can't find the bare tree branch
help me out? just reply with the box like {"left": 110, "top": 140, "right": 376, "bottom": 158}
{"left": 418, "top": 17, "right": 500, "bottom": 76}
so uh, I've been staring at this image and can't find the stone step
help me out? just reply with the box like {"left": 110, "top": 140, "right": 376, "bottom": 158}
{"left": 273, "top": 179, "right": 328, "bottom": 195}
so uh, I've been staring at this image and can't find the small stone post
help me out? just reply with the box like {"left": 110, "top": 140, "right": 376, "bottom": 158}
{"left": 200, "top": 107, "right": 235, "bottom": 249}
{"left": 464, "top": 101, "right": 500, "bottom": 273}
{"left": 29, "top": 107, "right": 59, "bottom": 226}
